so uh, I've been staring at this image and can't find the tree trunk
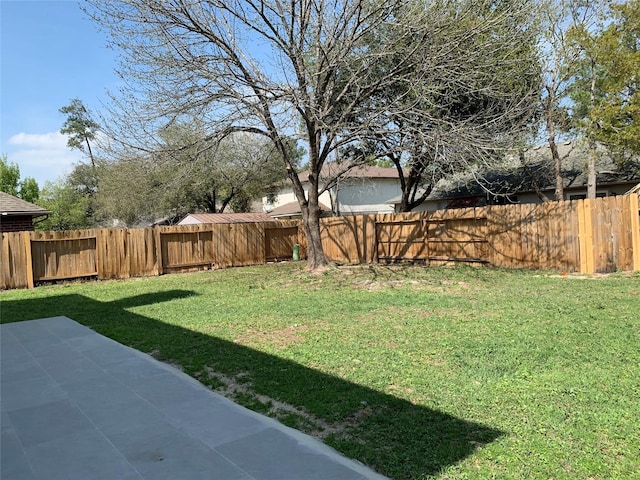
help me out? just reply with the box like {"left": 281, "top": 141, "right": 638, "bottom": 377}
{"left": 587, "top": 59, "right": 598, "bottom": 199}
{"left": 396, "top": 157, "right": 433, "bottom": 212}
{"left": 85, "top": 136, "right": 96, "bottom": 170}
{"left": 301, "top": 201, "right": 328, "bottom": 271}
{"left": 286, "top": 150, "right": 328, "bottom": 272}
{"left": 587, "top": 142, "right": 597, "bottom": 199}
{"left": 543, "top": 74, "right": 564, "bottom": 201}
{"left": 547, "top": 124, "right": 564, "bottom": 201}
{"left": 299, "top": 172, "right": 328, "bottom": 271}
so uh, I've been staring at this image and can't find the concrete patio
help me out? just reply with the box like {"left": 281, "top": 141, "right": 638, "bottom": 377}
{"left": 1, "top": 317, "right": 387, "bottom": 480}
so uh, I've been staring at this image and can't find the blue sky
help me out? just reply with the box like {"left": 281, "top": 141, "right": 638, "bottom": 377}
{"left": 1, "top": 0, "right": 119, "bottom": 188}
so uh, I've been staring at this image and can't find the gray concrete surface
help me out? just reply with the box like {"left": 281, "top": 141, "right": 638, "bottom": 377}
{"left": 1, "top": 317, "right": 387, "bottom": 480}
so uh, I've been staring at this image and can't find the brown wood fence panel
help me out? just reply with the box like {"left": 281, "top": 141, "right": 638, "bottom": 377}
{"left": 233, "top": 223, "right": 266, "bottom": 266}
{"left": 630, "top": 193, "right": 640, "bottom": 271}
{"left": 277, "top": 220, "right": 306, "bottom": 259}
{"left": 212, "top": 224, "right": 234, "bottom": 268}
{"left": 128, "top": 227, "right": 158, "bottom": 277}
{"left": 96, "top": 228, "right": 129, "bottom": 280}
{"left": 541, "top": 200, "right": 580, "bottom": 272}
{"left": 589, "top": 196, "right": 634, "bottom": 273}
{"left": 266, "top": 225, "right": 299, "bottom": 261}
{"left": 321, "top": 215, "right": 377, "bottom": 263}
{"left": 488, "top": 202, "right": 581, "bottom": 272}
{"left": 375, "top": 213, "right": 428, "bottom": 262}
{"left": 426, "top": 208, "right": 488, "bottom": 263}
{"left": 488, "top": 204, "right": 525, "bottom": 269}
{"left": 160, "top": 224, "right": 215, "bottom": 271}
{"left": 1, "top": 232, "right": 31, "bottom": 289}
{"left": 31, "top": 230, "right": 98, "bottom": 282}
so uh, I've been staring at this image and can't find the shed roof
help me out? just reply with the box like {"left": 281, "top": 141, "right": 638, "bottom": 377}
{"left": 0, "top": 192, "right": 50, "bottom": 217}
{"left": 178, "top": 212, "right": 278, "bottom": 225}
{"left": 267, "top": 201, "right": 331, "bottom": 218}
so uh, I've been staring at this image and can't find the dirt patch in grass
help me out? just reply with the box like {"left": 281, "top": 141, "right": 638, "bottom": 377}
{"left": 201, "top": 366, "right": 372, "bottom": 440}
{"left": 149, "top": 349, "right": 184, "bottom": 371}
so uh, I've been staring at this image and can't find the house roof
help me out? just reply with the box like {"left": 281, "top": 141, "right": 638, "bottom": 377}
{"left": 298, "top": 163, "right": 400, "bottom": 183}
{"left": 389, "top": 141, "right": 640, "bottom": 204}
{"left": 0, "top": 192, "right": 50, "bottom": 217}
{"left": 267, "top": 201, "right": 331, "bottom": 218}
{"left": 178, "top": 212, "right": 278, "bottom": 225}
{"left": 626, "top": 183, "right": 640, "bottom": 195}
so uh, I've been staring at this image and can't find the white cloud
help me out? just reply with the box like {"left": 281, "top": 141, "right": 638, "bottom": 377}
{"left": 8, "top": 132, "right": 69, "bottom": 149}
{"left": 5, "top": 131, "right": 85, "bottom": 186}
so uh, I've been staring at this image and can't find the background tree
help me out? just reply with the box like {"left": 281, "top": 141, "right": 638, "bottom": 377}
{"left": 570, "top": 0, "right": 639, "bottom": 171}
{"left": 19, "top": 178, "right": 40, "bottom": 204}
{"left": 96, "top": 157, "right": 161, "bottom": 226}
{"left": 85, "top": 0, "right": 511, "bottom": 270}
{"left": 537, "top": 0, "right": 611, "bottom": 200}
{"left": 0, "top": 154, "right": 40, "bottom": 203}
{"left": 0, "top": 154, "right": 21, "bottom": 197}
{"left": 347, "top": 0, "right": 541, "bottom": 211}
{"left": 59, "top": 98, "right": 101, "bottom": 168}
{"left": 59, "top": 98, "right": 104, "bottom": 223}
{"left": 96, "top": 127, "right": 295, "bottom": 226}
{"left": 36, "top": 179, "right": 95, "bottom": 231}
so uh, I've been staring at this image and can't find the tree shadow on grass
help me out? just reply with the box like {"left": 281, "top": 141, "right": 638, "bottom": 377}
{"left": 1, "top": 292, "right": 503, "bottom": 479}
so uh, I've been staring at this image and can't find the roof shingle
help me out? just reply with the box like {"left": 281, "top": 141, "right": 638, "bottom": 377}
{"left": 0, "top": 192, "right": 50, "bottom": 216}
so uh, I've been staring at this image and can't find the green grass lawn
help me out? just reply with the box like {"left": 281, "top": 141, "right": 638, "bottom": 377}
{"left": 2, "top": 264, "right": 639, "bottom": 479}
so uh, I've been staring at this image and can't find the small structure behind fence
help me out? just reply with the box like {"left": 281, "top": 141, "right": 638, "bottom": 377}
{"left": 1, "top": 196, "right": 639, "bottom": 289}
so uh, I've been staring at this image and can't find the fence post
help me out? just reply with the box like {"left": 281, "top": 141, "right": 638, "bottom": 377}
{"left": 153, "top": 226, "right": 164, "bottom": 276}
{"left": 22, "top": 231, "right": 34, "bottom": 289}
{"left": 629, "top": 194, "right": 640, "bottom": 272}
{"left": 577, "top": 199, "right": 595, "bottom": 274}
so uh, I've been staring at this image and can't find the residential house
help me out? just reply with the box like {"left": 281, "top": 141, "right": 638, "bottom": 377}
{"left": 0, "top": 192, "right": 49, "bottom": 233}
{"left": 390, "top": 141, "right": 640, "bottom": 212}
{"left": 263, "top": 164, "right": 402, "bottom": 218}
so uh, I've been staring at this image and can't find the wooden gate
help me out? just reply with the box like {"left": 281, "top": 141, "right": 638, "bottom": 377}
{"left": 265, "top": 225, "right": 298, "bottom": 261}
{"left": 376, "top": 211, "right": 489, "bottom": 265}
{"left": 376, "top": 219, "right": 428, "bottom": 262}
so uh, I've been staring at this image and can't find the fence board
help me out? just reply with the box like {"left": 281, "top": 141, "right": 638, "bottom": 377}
{"left": 630, "top": 193, "right": 640, "bottom": 271}
{"left": 233, "top": 223, "right": 265, "bottom": 266}
{"left": 212, "top": 224, "right": 234, "bottom": 268}
{"left": 590, "top": 196, "right": 635, "bottom": 272}
{"left": 426, "top": 208, "right": 488, "bottom": 263}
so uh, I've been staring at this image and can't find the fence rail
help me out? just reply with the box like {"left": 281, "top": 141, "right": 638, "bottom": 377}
{"left": 1, "top": 196, "right": 639, "bottom": 289}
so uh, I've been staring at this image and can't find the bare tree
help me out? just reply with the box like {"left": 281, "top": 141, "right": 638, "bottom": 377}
{"left": 346, "top": 1, "right": 542, "bottom": 211}
{"left": 97, "top": 127, "right": 292, "bottom": 225}
{"left": 538, "top": 0, "right": 609, "bottom": 200}
{"left": 88, "top": 0, "right": 536, "bottom": 270}
{"left": 85, "top": 0, "right": 422, "bottom": 269}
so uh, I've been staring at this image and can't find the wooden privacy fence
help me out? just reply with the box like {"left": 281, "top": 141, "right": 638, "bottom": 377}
{"left": 1, "top": 196, "right": 639, "bottom": 289}
{"left": 319, "top": 195, "right": 640, "bottom": 273}
{"left": 1, "top": 221, "right": 302, "bottom": 289}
